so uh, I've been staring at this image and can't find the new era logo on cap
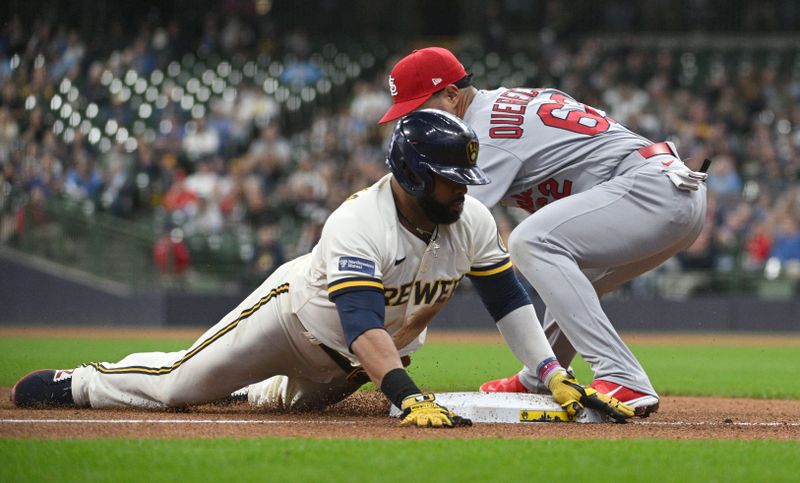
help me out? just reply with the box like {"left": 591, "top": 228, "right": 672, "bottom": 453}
{"left": 378, "top": 47, "right": 467, "bottom": 124}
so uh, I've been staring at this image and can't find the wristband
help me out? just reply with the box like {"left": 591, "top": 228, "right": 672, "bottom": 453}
{"left": 380, "top": 368, "right": 421, "bottom": 408}
{"left": 536, "top": 357, "right": 564, "bottom": 385}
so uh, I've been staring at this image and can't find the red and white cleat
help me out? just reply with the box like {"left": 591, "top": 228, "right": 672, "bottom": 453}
{"left": 479, "top": 373, "right": 530, "bottom": 393}
{"left": 589, "top": 379, "right": 660, "bottom": 417}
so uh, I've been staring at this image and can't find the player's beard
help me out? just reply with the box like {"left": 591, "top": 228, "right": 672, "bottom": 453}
{"left": 416, "top": 193, "right": 464, "bottom": 225}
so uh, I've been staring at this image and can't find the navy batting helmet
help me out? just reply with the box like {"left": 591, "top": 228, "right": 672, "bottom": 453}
{"left": 386, "top": 109, "right": 490, "bottom": 196}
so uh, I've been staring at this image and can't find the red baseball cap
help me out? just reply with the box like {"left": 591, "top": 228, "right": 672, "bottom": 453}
{"left": 378, "top": 47, "right": 467, "bottom": 124}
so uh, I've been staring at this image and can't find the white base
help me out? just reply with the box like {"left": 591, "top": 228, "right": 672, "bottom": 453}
{"left": 389, "top": 392, "right": 610, "bottom": 424}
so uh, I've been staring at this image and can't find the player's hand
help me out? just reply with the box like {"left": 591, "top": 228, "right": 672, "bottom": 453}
{"left": 547, "top": 372, "right": 634, "bottom": 423}
{"left": 399, "top": 393, "right": 472, "bottom": 428}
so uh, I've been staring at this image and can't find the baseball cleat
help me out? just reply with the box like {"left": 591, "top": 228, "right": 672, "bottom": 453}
{"left": 479, "top": 373, "right": 530, "bottom": 393}
{"left": 216, "top": 386, "right": 249, "bottom": 405}
{"left": 589, "top": 379, "right": 659, "bottom": 417}
{"left": 11, "top": 369, "right": 76, "bottom": 408}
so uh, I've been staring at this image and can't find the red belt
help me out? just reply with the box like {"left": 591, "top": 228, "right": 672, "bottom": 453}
{"left": 637, "top": 142, "right": 676, "bottom": 159}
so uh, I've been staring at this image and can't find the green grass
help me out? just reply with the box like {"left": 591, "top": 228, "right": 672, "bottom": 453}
{"left": 2, "top": 438, "right": 799, "bottom": 483}
{"left": 408, "top": 342, "right": 800, "bottom": 399}
{"left": 620, "top": 345, "right": 799, "bottom": 399}
{"left": 2, "top": 336, "right": 800, "bottom": 398}
{"left": 0, "top": 337, "right": 189, "bottom": 386}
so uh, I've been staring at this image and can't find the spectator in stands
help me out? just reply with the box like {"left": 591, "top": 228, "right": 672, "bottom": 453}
{"left": 350, "top": 80, "right": 392, "bottom": 124}
{"left": 602, "top": 82, "right": 649, "bottom": 126}
{"left": 50, "top": 30, "right": 84, "bottom": 79}
{"left": 3, "top": 9, "right": 800, "bottom": 292}
{"left": 184, "top": 158, "right": 222, "bottom": 201}
{"left": 64, "top": 154, "right": 102, "bottom": 202}
{"left": 100, "top": 154, "right": 133, "bottom": 217}
{"left": 161, "top": 170, "right": 198, "bottom": 215}
{"left": 182, "top": 118, "right": 220, "bottom": 163}
{"left": 130, "top": 139, "right": 164, "bottom": 211}
{"left": 679, "top": 223, "right": 717, "bottom": 271}
{"left": 191, "top": 196, "right": 224, "bottom": 235}
{"left": 280, "top": 56, "right": 321, "bottom": 88}
{"left": 714, "top": 201, "right": 753, "bottom": 272}
{"left": 248, "top": 122, "right": 291, "bottom": 169}
{"left": 155, "top": 112, "right": 185, "bottom": 155}
{"left": 745, "top": 218, "right": 774, "bottom": 270}
{"left": 283, "top": 154, "right": 328, "bottom": 218}
{"left": 770, "top": 214, "right": 800, "bottom": 263}
{"left": 236, "top": 84, "right": 280, "bottom": 130}
{"left": 84, "top": 61, "right": 111, "bottom": 105}
{"left": 207, "top": 100, "right": 236, "bottom": 156}
{"left": 0, "top": 106, "right": 19, "bottom": 163}
{"left": 244, "top": 223, "right": 285, "bottom": 285}
{"left": 153, "top": 226, "right": 191, "bottom": 279}
{"left": 14, "top": 184, "right": 48, "bottom": 241}
{"left": 247, "top": 123, "right": 291, "bottom": 196}
{"left": 706, "top": 155, "right": 743, "bottom": 206}
{"left": 240, "top": 173, "right": 274, "bottom": 227}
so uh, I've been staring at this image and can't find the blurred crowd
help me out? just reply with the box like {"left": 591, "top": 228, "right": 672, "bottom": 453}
{"left": 544, "top": 39, "right": 800, "bottom": 281}
{"left": 1, "top": 12, "right": 800, "bottom": 287}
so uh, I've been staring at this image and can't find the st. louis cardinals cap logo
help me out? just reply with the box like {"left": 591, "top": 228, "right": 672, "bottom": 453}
{"left": 466, "top": 140, "right": 479, "bottom": 165}
{"left": 388, "top": 76, "right": 397, "bottom": 97}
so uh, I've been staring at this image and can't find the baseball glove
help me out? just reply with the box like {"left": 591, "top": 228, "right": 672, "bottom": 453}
{"left": 548, "top": 372, "right": 634, "bottom": 423}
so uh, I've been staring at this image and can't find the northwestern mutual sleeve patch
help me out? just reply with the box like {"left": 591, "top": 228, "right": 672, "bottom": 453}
{"left": 337, "top": 256, "right": 376, "bottom": 276}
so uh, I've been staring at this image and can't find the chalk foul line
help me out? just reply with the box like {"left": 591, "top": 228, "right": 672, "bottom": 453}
{"left": 632, "top": 420, "right": 800, "bottom": 427}
{"left": 0, "top": 418, "right": 358, "bottom": 425}
{"left": 1, "top": 418, "right": 799, "bottom": 427}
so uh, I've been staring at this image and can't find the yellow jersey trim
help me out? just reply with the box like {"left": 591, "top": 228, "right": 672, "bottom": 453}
{"left": 328, "top": 279, "right": 384, "bottom": 294}
{"left": 468, "top": 260, "right": 513, "bottom": 277}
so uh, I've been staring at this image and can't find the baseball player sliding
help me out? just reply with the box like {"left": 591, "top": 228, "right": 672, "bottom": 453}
{"left": 11, "top": 110, "right": 633, "bottom": 426}
{"left": 379, "top": 48, "right": 709, "bottom": 417}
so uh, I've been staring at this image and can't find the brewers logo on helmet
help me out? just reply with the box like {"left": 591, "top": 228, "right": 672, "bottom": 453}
{"left": 467, "top": 139, "right": 479, "bottom": 165}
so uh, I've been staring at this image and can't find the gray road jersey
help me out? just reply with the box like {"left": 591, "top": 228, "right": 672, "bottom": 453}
{"left": 464, "top": 87, "right": 653, "bottom": 212}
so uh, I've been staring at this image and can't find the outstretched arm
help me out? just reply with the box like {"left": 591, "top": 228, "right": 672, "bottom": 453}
{"left": 335, "top": 290, "right": 471, "bottom": 428}
{"left": 469, "top": 264, "right": 561, "bottom": 384}
{"left": 470, "top": 267, "right": 634, "bottom": 422}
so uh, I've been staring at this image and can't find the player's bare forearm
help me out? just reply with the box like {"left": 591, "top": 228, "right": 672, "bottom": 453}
{"left": 351, "top": 328, "right": 404, "bottom": 386}
{"left": 353, "top": 328, "right": 472, "bottom": 428}
{"left": 392, "top": 325, "right": 424, "bottom": 350}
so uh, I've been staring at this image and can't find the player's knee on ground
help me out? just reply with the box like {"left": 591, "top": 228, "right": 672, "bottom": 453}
{"left": 157, "top": 387, "right": 200, "bottom": 407}
{"left": 156, "top": 379, "right": 229, "bottom": 407}
{"left": 248, "top": 375, "right": 360, "bottom": 410}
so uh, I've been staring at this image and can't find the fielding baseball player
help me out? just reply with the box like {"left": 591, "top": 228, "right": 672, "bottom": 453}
{"left": 379, "top": 47, "right": 709, "bottom": 417}
{"left": 11, "top": 110, "right": 633, "bottom": 426}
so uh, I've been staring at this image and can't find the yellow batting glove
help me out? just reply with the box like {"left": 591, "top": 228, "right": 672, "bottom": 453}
{"left": 548, "top": 372, "right": 634, "bottom": 423}
{"left": 399, "top": 393, "right": 472, "bottom": 428}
